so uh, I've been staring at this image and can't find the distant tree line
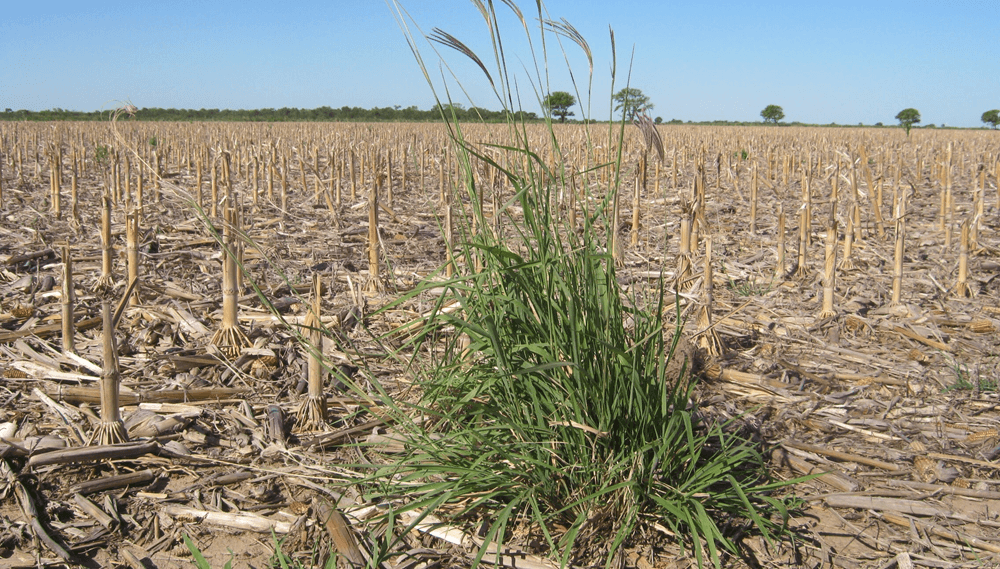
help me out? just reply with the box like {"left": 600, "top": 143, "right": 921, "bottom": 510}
{"left": 3, "top": 103, "right": 998, "bottom": 129}
{"left": 0, "top": 104, "right": 538, "bottom": 123}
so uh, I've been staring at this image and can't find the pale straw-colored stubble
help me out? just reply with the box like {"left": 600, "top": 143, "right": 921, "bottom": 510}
{"left": 93, "top": 191, "right": 115, "bottom": 294}
{"left": 61, "top": 243, "right": 75, "bottom": 354}
{"left": 50, "top": 144, "right": 61, "bottom": 219}
{"left": 296, "top": 273, "right": 329, "bottom": 432}
{"left": 367, "top": 170, "right": 384, "bottom": 292}
{"left": 749, "top": 160, "right": 758, "bottom": 234}
{"left": 210, "top": 205, "right": 250, "bottom": 358}
{"left": 972, "top": 168, "right": 984, "bottom": 249}
{"left": 840, "top": 203, "right": 857, "bottom": 271}
{"left": 956, "top": 218, "right": 971, "bottom": 298}
{"left": 91, "top": 300, "right": 127, "bottom": 445}
{"left": 70, "top": 154, "right": 78, "bottom": 222}
{"left": 890, "top": 187, "right": 907, "bottom": 313}
{"left": 696, "top": 236, "right": 722, "bottom": 356}
{"left": 120, "top": 207, "right": 138, "bottom": 309}
{"left": 819, "top": 220, "right": 838, "bottom": 319}
{"left": 793, "top": 202, "right": 809, "bottom": 279}
{"left": 775, "top": 204, "right": 785, "bottom": 279}
{"left": 16, "top": 114, "right": 997, "bottom": 365}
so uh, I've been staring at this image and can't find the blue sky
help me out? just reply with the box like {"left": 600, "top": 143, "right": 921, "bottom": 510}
{"left": 1, "top": 1, "right": 997, "bottom": 127}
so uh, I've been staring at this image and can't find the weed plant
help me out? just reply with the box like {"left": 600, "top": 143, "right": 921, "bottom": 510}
{"left": 353, "top": 2, "right": 806, "bottom": 567}
{"left": 721, "top": 263, "right": 774, "bottom": 297}
{"left": 94, "top": 144, "right": 110, "bottom": 165}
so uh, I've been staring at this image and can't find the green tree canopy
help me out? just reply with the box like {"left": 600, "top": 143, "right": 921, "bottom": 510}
{"left": 542, "top": 91, "right": 576, "bottom": 123}
{"left": 895, "top": 108, "right": 921, "bottom": 136}
{"left": 760, "top": 105, "right": 784, "bottom": 124}
{"left": 982, "top": 109, "right": 1000, "bottom": 129}
{"left": 613, "top": 88, "right": 653, "bottom": 121}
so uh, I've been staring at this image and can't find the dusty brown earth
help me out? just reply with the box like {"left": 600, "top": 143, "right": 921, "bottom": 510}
{"left": 0, "top": 121, "right": 998, "bottom": 568}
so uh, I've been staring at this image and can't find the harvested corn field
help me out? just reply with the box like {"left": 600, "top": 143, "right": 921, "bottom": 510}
{"left": 0, "top": 119, "right": 999, "bottom": 568}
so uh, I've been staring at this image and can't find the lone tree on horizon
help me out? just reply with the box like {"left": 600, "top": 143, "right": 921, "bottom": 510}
{"left": 760, "top": 105, "right": 784, "bottom": 124}
{"left": 542, "top": 91, "right": 576, "bottom": 123}
{"left": 613, "top": 88, "right": 653, "bottom": 121}
{"left": 983, "top": 109, "right": 1000, "bottom": 129}
{"left": 896, "top": 108, "right": 921, "bottom": 136}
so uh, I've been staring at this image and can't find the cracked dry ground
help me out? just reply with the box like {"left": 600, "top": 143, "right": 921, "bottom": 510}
{"left": 0, "top": 121, "right": 998, "bottom": 568}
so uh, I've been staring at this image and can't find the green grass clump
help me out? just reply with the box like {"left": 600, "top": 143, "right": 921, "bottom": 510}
{"left": 944, "top": 355, "right": 996, "bottom": 392}
{"left": 357, "top": 2, "right": 805, "bottom": 567}
{"left": 722, "top": 263, "right": 774, "bottom": 297}
{"left": 94, "top": 144, "right": 110, "bottom": 165}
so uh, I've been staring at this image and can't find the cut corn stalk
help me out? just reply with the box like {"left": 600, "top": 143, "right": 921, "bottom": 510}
{"left": 696, "top": 237, "right": 722, "bottom": 356}
{"left": 819, "top": 221, "right": 837, "bottom": 319}
{"left": 61, "top": 244, "right": 75, "bottom": 354}
{"left": 296, "top": 274, "right": 329, "bottom": 432}
{"left": 956, "top": 218, "right": 971, "bottom": 298}
{"left": 94, "top": 191, "right": 115, "bottom": 294}
{"left": 90, "top": 300, "right": 127, "bottom": 445}
{"left": 210, "top": 206, "right": 249, "bottom": 358}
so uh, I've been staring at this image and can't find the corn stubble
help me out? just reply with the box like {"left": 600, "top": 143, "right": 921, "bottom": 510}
{"left": 296, "top": 274, "right": 329, "bottom": 431}
{"left": 209, "top": 206, "right": 250, "bottom": 358}
{"left": 0, "top": 31, "right": 994, "bottom": 568}
{"left": 90, "top": 300, "right": 127, "bottom": 445}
